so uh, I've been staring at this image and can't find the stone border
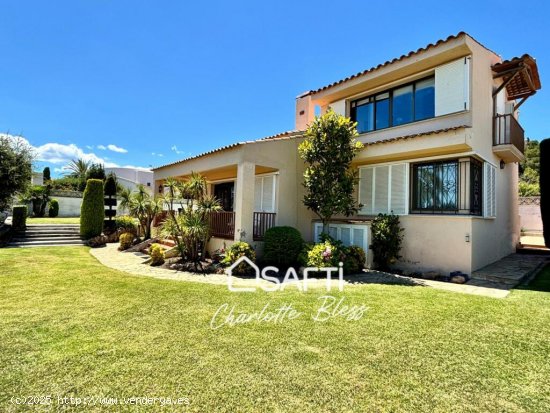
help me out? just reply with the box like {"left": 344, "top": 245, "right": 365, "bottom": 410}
{"left": 90, "top": 244, "right": 510, "bottom": 298}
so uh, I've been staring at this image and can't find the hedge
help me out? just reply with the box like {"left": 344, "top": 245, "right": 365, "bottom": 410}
{"left": 48, "top": 199, "right": 59, "bottom": 217}
{"left": 12, "top": 205, "right": 27, "bottom": 231}
{"left": 80, "top": 179, "right": 105, "bottom": 239}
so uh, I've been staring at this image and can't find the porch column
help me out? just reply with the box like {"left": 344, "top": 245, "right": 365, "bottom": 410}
{"left": 234, "top": 161, "right": 255, "bottom": 243}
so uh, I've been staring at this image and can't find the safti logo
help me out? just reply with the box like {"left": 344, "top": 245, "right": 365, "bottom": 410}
{"left": 226, "top": 256, "right": 345, "bottom": 292}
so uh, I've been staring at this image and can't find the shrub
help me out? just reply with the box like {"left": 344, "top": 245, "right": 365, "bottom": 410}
{"left": 149, "top": 243, "right": 165, "bottom": 266}
{"left": 12, "top": 205, "right": 27, "bottom": 231}
{"left": 304, "top": 239, "right": 345, "bottom": 268}
{"left": 115, "top": 215, "right": 137, "bottom": 234}
{"left": 370, "top": 213, "right": 404, "bottom": 270}
{"left": 49, "top": 176, "right": 82, "bottom": 191}
{"left": 541, "top": 138, "right": 550, "bottom": 247}
{"left": 343, "top": 245, "right": 366, "bottom": 274}
{"left": 119, "top": 232, "right": 134, "bottom": 251}
{"left": 80, "top": 179, "right": 105, "bottom": 239}
{"left": 87, "top": 235, "right": 107, "bottom": 248}
{"left": 48, "top": 199, "right": 59, "bottom": 217}
{"left": 262, "top": 226, "right": 304, "bottom": 268}
{"left": 222, "top": 241, "right": 256, "bottom": 275}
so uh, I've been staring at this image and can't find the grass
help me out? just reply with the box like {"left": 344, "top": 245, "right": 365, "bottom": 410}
{"left": 26, "top": 217, "right": 80, "bottom": 225}
{"left": 523, "top": 264, "right": 550, "bottom": 292}
{"left": 0, "top": 247, "right": 549, "bottom": 412}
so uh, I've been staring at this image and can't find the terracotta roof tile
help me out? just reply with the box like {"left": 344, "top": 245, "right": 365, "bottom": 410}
{"left": 363, "top": 125, "right": 470, "bottom": 146}
{"left": 152, "top": 130, "right": 303, "bottom": 171}
{"left": 302, "top": 32, "right": 495, "bottom": 97}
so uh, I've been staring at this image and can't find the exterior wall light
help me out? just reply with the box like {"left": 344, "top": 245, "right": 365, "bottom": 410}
{"left": 500, "top": 160, "right": 505, "bottom": 169}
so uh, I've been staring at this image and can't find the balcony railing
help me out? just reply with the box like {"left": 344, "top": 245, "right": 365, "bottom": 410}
{"left": 209, "top": 211, "right": 235, "bottom": 239}
{"left": 209, "top": 211, "right": 276, "bottom": 241}
{"left": 253, "top": 212, "right": 276, "bottom": 241}
{"left": 494, "top": 114, "right": 525, "bottom": 154}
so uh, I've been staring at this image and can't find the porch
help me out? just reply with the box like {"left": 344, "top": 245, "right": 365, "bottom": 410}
{"left": 209, "top": 211, "right": 276, "bottom": 241}
{"left": 156, "top": 160, "right": 280, "bottom": 244}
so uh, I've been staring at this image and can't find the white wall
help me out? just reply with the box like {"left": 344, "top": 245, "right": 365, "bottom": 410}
{"left": 55, "top": 196, "right": 83, "bottom": 217}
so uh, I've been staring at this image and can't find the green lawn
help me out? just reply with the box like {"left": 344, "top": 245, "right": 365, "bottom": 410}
{"left": 523, "top": 264, "right": 550, "bottom": 292}
{"left": 26, "top": 217, "right": 80, "bottom": 225}
{"left": 1, "top": 248, "right": 549, "bottom": 412}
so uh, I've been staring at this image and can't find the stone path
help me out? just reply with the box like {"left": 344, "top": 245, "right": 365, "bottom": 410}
{"left": 90, "top": 244, "right": 515, "bottom": 298}
{"left": 469, "top": 253, "right": 548, "bottom": 290}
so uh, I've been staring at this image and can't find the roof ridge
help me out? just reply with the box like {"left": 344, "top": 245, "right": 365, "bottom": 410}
{"left": 305, "top": 32, "right": 498, "bottom": 97}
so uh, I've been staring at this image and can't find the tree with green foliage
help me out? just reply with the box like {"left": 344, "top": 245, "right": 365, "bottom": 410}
{"left": 0, "top": 135, "right": 34, "bottom": 211}
{"left": 298, "top": 109, "right": 364, "bottom": 234}
{"left": 519, "top": 139, "right": 540, "bottom": 196}
{"left": 67, "top": 158, "right": 90, "bottom": 179}
{"left": 86, "top": 163, "right": 106, "bottom": 181}
{"left": 80, "top": 179, "right": 105, "bottom": 239}
{"left": 43, "top": 167, "right": 51, "bottom": 182}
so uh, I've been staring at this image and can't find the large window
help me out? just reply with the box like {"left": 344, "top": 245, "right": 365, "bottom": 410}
{"left": 411, "top": 158, "right": 482, "bottom": 215}
{"left": 350, "top": 76, "right": 435, "bottom": 134}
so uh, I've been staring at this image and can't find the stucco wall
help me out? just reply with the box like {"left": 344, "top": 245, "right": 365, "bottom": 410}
{"left": 55, "top": 196, "right": 83, "bottom": 217}
{"left": 397, "top": 215, "right": 473, "bottom": 275}
{"left": 519, "top": 198, "right": 542, "bottom": 231}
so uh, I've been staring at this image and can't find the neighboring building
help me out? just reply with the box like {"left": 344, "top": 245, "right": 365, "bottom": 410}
{"left": 105, "top": 167, "right": 154, "bottom": 193}
{"left": 31, "top": 171, "right": 43, "bottom": 186}
{"left": 152, "top": 32, "right": 541, "bottom": 275}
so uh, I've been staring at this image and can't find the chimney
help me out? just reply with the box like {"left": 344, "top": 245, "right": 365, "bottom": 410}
{"left": 295, "top": 92, "right": 314, "bottom": 131}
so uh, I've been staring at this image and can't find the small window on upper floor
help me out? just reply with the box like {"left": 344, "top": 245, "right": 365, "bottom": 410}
{"left": 350, "top": 76, "right": 435, "bottom": 134}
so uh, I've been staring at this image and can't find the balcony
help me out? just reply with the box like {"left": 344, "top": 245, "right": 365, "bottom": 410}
{"left": 493, "top": 114, "right": 525, "bottom": 163}
{"left": 209, "top": 211, "right": 276, "bottom": 241}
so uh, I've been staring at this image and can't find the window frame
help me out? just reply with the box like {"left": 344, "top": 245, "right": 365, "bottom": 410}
{"left": 349, "top": 75, "right": 435, "bottom": 134}
{"left": 410, "top": 157, "right": 483, "bottom": 216}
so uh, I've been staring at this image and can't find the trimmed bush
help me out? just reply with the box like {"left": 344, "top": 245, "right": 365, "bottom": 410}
{"left": 222, "top": 241, "right": 256, "bottom": 275}
{"left": 48, "top": 199, "right": 59, "bottom": 217}
{"left": 80, "top": 179, "right": 105, "bottom": 239}
{"left": 12, "top": 205, "right": 27, "bottom": 231}
{"left": 149, "top": 243, "right": 165, "bottom": 266}
{"left": 263, "top": 226, "right": 303, "bottom": 268}
{"left": 115, "top": 215, "right": 137, "bottom": 234}
{"left": 343, "top": 245, "right": 366, "bottom": 274}
{"left": 541, "top": 139, "right": 550, "bottom": 247}
{"left": 370, "top": 213, "right": 404, "bottom": 270}
{"left": 119, "top": 232, "right": 134, "bottom": 251}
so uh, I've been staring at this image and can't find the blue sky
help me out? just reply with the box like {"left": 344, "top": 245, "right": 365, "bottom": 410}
{"left": 1, "top": 0, "right": 548, "bottom": 176}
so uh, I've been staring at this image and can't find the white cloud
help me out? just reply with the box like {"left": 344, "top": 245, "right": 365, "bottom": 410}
{"left": 2, "top": 133, "right": 150, "bottom": 173}
{"left": 171, "top": 145, "right": 184, "bottom": 154}
{"left": 151, "top": 152, "right": 164, "bottom": 157}
{"left": 97, "top": 144, "right": 107, "bottom": 150}
{"left": 107, "top": 144, "right": 128, "bottom": 153}
{"left": 86, "top": 145, "right": 94, "bottom": 150}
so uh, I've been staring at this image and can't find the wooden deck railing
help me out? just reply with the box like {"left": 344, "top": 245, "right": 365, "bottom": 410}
{"left": 253, "top": 212, "right": 276, "bottom": 241}
{"left": 209, "top": 211, "right": 235, "bottom": 239}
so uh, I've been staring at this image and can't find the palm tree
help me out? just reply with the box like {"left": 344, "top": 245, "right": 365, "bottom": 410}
{"left": 66, "top": 158, "right": 90, "bottom": 179}
{"left": 126, "top": 185, "right": 163, "bottom": 239}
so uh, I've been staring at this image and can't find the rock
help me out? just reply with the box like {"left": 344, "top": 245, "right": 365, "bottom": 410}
{"left": 450, "top": 275, "right": 466, "bottom": 284}
{"left": 422, "top": 271, "right": 440, "bottom": 280}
